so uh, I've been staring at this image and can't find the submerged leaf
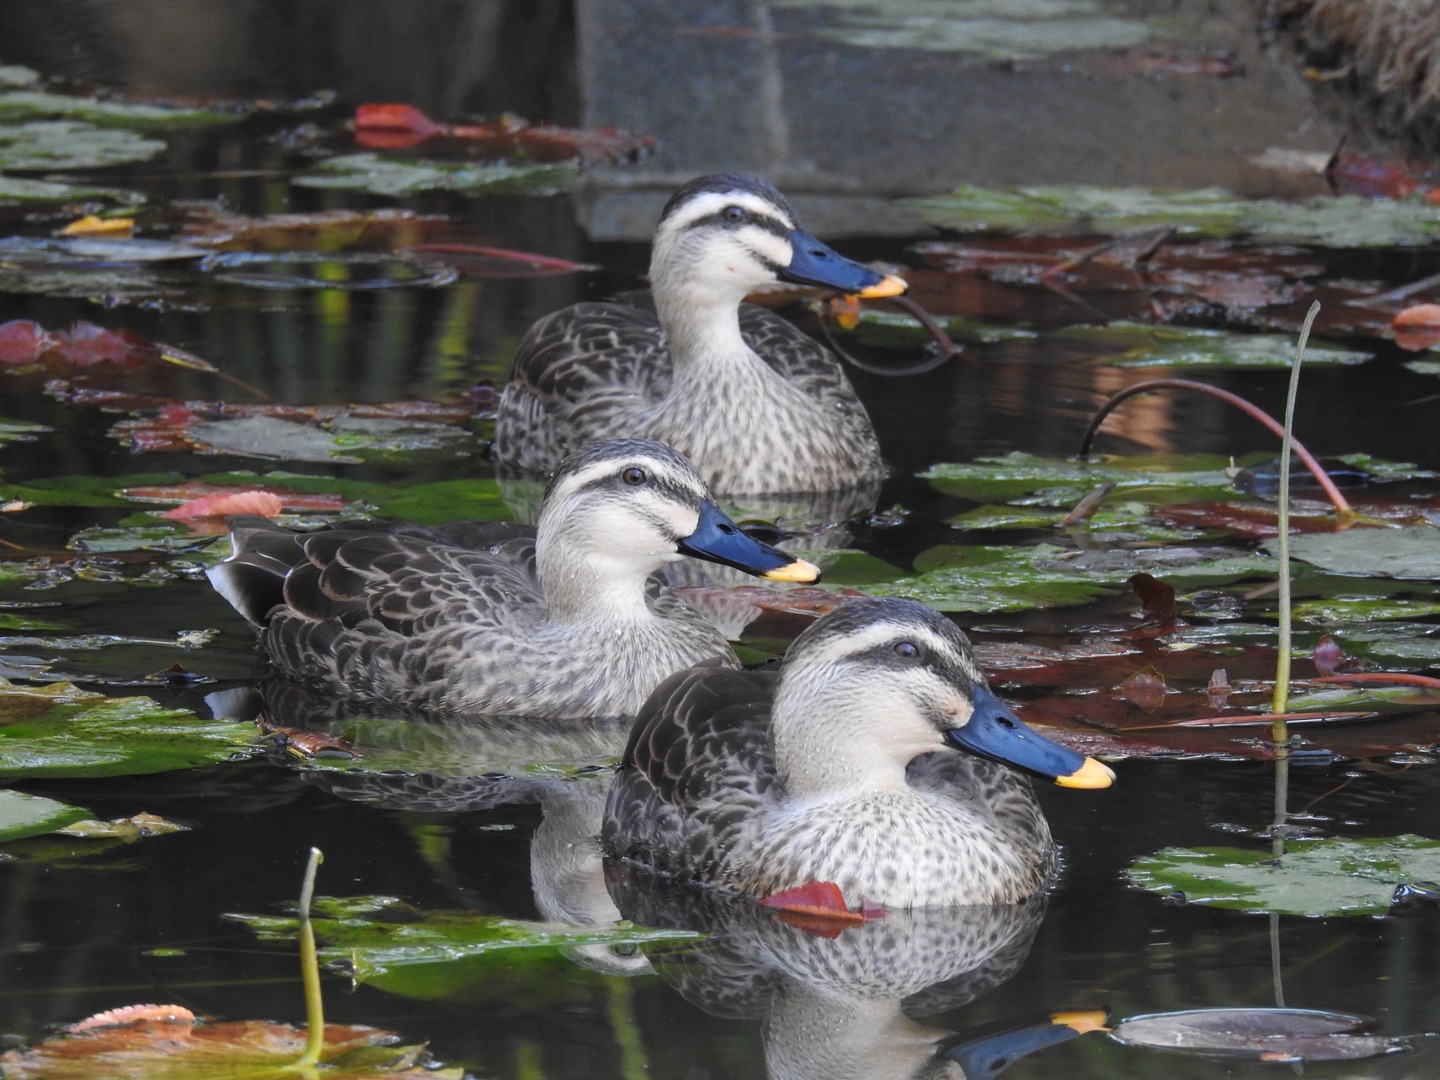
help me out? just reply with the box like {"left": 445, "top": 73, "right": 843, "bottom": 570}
{"left": 1127, "top": 834, "right": 1440, "bottom": 916}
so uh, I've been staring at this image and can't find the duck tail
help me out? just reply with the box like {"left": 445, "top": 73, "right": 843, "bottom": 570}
{"left": 206, "top": 516, "right": 301, "bottom": 625}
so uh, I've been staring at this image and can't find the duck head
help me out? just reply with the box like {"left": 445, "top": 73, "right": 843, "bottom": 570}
{"left": 649, "top": 173, "right": 907, "bottom": 311}
{"left": 771, "top": 597, "right": 1113, "bottom": 794}
{"left": 536, "top": 439, "right": 819, "bottom": 594}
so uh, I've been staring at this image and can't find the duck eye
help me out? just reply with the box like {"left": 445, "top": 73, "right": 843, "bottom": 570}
{"left": 621, "top": 467, "right": 647, "bottom": 486}
{"left": 722, "top": 205, "right": 747, "bottom": 224}
{"left": 893, "top": 641, "right": 921, "bottom": 660}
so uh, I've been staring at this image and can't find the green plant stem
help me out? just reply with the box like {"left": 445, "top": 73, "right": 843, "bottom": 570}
{"left": 295, "top": 846, "right": 326, "bottom": 1069}
{"left": 1272, "top": 301, "right": 1320, "bottom": 724}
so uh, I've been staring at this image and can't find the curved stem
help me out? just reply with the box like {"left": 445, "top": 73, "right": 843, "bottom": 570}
{"left": 295, "top": 847, "right": 326, "bottom": 1069}
{"left": 1076, "top": 376, "right": 1353, "bottom": 516}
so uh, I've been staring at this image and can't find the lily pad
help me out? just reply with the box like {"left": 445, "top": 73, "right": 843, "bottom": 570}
{"left": 1110, "top": 1008, "right": 1416, "bottom": 1062}
{"left": 0, "top": 789, "right": 90, "bottom": 843}
{"left": 1293, "top": 595, "right": 1440, "bottom": 625}
{"left": 0, "top": 120, "right": 165, "bottom": 170}
{"left": 923, "top": 452, "right": 1244, "bottom": 507}
{"left": 0, "top": 418, "right": 49, "bottom": 444}
{"left": 0, "top": 174, "right": 138, "bottom": 204}
{"left": 0, "top": 679, "right": 259, "bottom": 779}
{"left": 0, "top": 1013, "right": 461, "bottom": 1080}
{"left": 228, "top": 895, "right": 698, "bottom": 999}
{"left": 1126, "top": 834, "right": 1440, "bottom": 916}
{"left": 0, "top": 85, "right": 237, "bottom": 128}
{"left": 1270, "top": 525, "right": 1440, "bottom": 580}
{"left": 296, "top": 153, "right": 575, "bottom": 197}
{"left": 833, "top": 540, "right": 1270, "bottom": 613}
{"left": 1054, "top": 323, "right": 1371, "bottom": 369}
{"left": 909, "top": 185, "right": 1440, "bottom": 247}
{"left": 186, "top": 415, "right": 480, "bottom": 465}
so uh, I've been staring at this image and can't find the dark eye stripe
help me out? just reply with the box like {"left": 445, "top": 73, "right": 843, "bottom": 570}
{"left": 690, "top": 208, "right": 791, "bottom": 240}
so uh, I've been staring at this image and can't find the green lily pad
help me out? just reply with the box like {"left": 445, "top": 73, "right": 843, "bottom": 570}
{"left": 949, "top": 499, "right": 1202, "bottom": 540}
{"left": 1269, "top": 525, "right": 1440, "bottom": 580}
{"left": 185, "top": 415, "right": 481, "bottom": 465}
{"left": 909, "top": 185, "right": 1440, "bottom": 246}
{"left": 1055, "top": 323, "right": 1371, "bottom": 369}
{"left": 228, "top": 895, "right": 698, "bottom": 999}
{"left": 296, "top": 153, "right": 575, "bottom": 197}
{"left": 0, "top": 679, "right": 259, "bottom": 779}
{"left": 1293, "top": 595, "right": 1440, "bottom": 625}
{"left": 1127, "top": 835, "right": 1440, "bottom": 916}
{"left": 827, "top": 540, "right": 1271, "bottom": 613}
{"left": 0, "top": 418, "right": 50, "bottom": 444}
{"left": 923, "top": 451, "right": 1243, "bottom": 507}
{"left": 1405, "top": 358, "right": 1440, "bottom": 377}
{"left": 0, "top": 83, "right": 236, "bottom": 128}
{"left": 0, "top": 174, "right": 138, "bottom": 204}
{"left": 0, "top": 789, "right": 90, "bottom": 843}
{"left": 0, "top": 120, "right": 165, "bottom": 170}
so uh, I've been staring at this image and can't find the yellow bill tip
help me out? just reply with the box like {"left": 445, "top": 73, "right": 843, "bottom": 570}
{"left": 1054, "top": 756, "right": 1115, "bottom": 790}
{"left": 856, "top": 273, "right": 908, "bottom": 300}
{"left": 763, "top": 558, "right": 822, "bottom": 584}
{"left": 1050, "top": 1010, "right": 1111, "bottom": 1035}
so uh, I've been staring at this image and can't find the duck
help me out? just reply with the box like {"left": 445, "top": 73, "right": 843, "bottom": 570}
{"left": 206, "top": 439, "right": 819, "bottom": 719}
{"left": 602, "top": 596, "right": 1114, "bottom": 908}
{"left": 494, "top": 173, "right": 907, "bottom": 497}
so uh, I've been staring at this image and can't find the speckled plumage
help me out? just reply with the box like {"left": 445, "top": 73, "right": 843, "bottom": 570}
{"left": 604, "top": 597, "right": 1110, "bottom": 908}
{"left": 207, "top": 439, "right": 814, "bottom": 719}
{"left": 494, "top": 174, "right": 900, "bottom": 496}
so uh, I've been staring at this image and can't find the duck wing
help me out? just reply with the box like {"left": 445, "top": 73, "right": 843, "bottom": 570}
{"left": 603, "top": 661, "right": 780, "bottom": 884}
{"left": 496, "top": 301, "right": 673, "bottom": 473}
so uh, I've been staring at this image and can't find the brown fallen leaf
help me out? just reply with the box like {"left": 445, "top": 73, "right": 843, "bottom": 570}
{"left": 1120, "top": 668, "right": 1168, "bottom": 711}
{"left": 1391, "top": 303, "right": 1440, "bottom": 350}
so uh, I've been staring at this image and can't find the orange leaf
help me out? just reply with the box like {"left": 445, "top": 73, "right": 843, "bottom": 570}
{"left": 59, "top": 215, "right": 134, "bottom": 238}
{"left": 1392, "top": 303, "right": 1440, "bottom": 350}
{"left": 159, "top": 490, "right": 284, "bottom": 521}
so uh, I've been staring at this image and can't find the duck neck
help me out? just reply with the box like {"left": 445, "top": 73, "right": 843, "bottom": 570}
{"left": 651, "top": 264, "right": 757, "bottom": 385}
{"left": 534, "top": 526, "right": 668, "bottom": 625}
{"left": 770, "top": 677, "right": 934, "bottom": 799}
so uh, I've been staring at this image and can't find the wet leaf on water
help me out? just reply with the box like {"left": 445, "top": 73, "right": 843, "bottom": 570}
{"left": 0, "top": 679, "right": 259, "bottom": 780}
{"left": 353, "top": 103, "right": 655, "bottom": 162}
{"left": 56, "top": 811, "right": 189, "bottom": 840}
{"left": 0, "top": 120, "right": 164, "bottom": 170}
{"left": 0, "top": 1011, "right": 462, "bottom": 1079}
{"left": 182, "top": 207, "right": 451, "bottom": 253}
{"left": 924, "top": 451, "right": 1242, "bottom": 506}
{"left": 159, "top": 489, "right": 283, "bottom": 522}
{"left": 1126, "top": 834, "right": 1440, "bottom": 916}
{"left": 1391, "top": 303, "right": 1440, "bottom": 351}
{"left": 0, "top": 80, "right": 241, "bottom": 129}
{"left": 0, "top": 417, "right": 49, "bottom": 443}
{"left": 1110, "top": 1007, "right": 1417, "bottom": 1062}
{"left": 1293, "top": 595, "right": 1440, "bottom": 625}
{"left": 296, "top": 152, "right": 576, "bottom": 197}
{"left": 0, "top": 174, "right": 138, "bottom": 204}
{"left": 227, "top": 895, "right": 699, "bottom": 997}
{"left": 838, "top": 541, "right": 1270, "bottom": 614}
{"left": 909, "top": 185, "right": 1440, "bottom": 247}
{"left": 183, "top": 414, "right": 480, "bottom": 465}
{"left": 0, "top": 789, "right": 91, "bottom": 843}
{"left": 1054, "top": 322, "right": 1371, "bottom": 369}
{"left": 0, "top": 236, "right": 208, "bottom": 265}
{"left": 1268, "top": 525, "right": 1440, "bottom": 579}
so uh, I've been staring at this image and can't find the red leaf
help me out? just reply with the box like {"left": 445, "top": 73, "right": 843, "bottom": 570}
{"left": 69, "top": 1004, "right": 196, "bottom": 1032}
{"left": 1391, "top": 303, "right": 1440, "bottom": 350}
{"left": 160, "top": 490, "right": 284, "bottom": 521}
{"left": 0, "top": 320, "right": 63, "bottom": 365}
{"left": 354, "top": 102, "right": 441, "bottom": 138}
{"left": 760, "top": 881, "right": 861, "bottom": 922}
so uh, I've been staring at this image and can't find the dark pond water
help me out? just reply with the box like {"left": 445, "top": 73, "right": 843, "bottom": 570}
{"left": 2, "top": 4, "right": 1440, "bottom": 1078}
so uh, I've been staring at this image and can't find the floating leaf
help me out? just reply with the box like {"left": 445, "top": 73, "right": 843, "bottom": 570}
{"left": 0, "top": 120, "right": 164, "bottom": 170}
{"left": 834, "top": 540, "right": 1270, "bottom": 613}
{"left": 0, "top": 790, "right": 91, "bottom": 843}
{"left": 228, "top": 895, "right": 698, "bottom": 999}
{"left": 1110, "top": 1008, "right": 1416, "bottom": 1062}
{"left": 1293, "top": 595, "right": 1440, "bottom": 625}
{"left": 924, "top": 451, "right": 1242, "bottom": 506}
{"left": 1270, "top": 525, "right": 1440, "bottom": 580}
{"left": 909, "top": 185, "right": 1440, "bottom": 247}
{"left": 0, "top": 679, "right": 259, "bottom": 780}
{"left": 183, "top": 414, "right": 479, "bottom": 465}
{"left": 296, "top": 152, "right": 575, "bottom": 197}
{"left": 1126, "top": 834, "right": 1440, "bottom": 916}
{"left": 0, "top": 417, "right": 49, "bottom": 444}
{"left": 0, "top": 1013, "right": 461, "bottom": 1079}
{"left": 1054, "top": 323, "right": 1371, "bottom": 369}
